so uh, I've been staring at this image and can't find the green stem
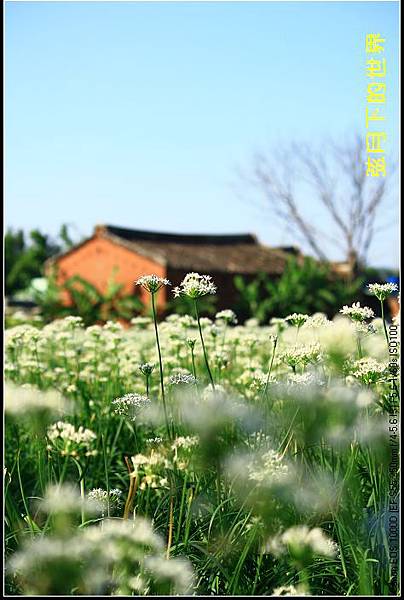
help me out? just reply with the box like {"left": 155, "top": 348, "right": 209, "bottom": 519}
{"left": 75, "top": 461, "right": 85, "bottom": 526}
{"left": 357, "top": 333, "right": 363, "bottom": 359}
{"left": 194, "top": 299, "right": 215, "bottom": 389}
{"left": 166, "top": 487, "right": 175, "bottom": 559}
{"left": 252, "top": 551, "right": 264, "bottom": 595}
{"left": 216, "top": 461, "right": 222, "bottom": 528}
{"left": 298, "top": 565, "right": 310, "bottom": 592}
{"left": 16, "top": 449, "right": 35, "bottom": 538}
{"left": 380, "top": 300, "right": 390, "bottom": 351}
{"left": 145, "top": 485, "right": 151, "bottom": 517}
{"left": 190, "top": 348, "right": 197, "bottom": 380}
{"left": 221, "top": 322, "right": 227, "bottom": 350}
{"left": 80, "top": 478, "right": 85, "bottom": 526}
{"left": 262, "top": 337, "right": 278, "bottom": 398}
{"left": 102, "top": 433, "right": 110, "bottom": 518}
{"left": 175, "top": 471, "right": 189, "bottom": 544}
{"left": 183, "top": 485, "right": 195, "bottom": 550}
{"left": 108, "top": 417, "right": 124, "bottom": 470}
{"left": 58, "top": 454, "right": 70, "bottom": 485}
{"left": 151, "top": 293, "right": 171, "bottom": 439}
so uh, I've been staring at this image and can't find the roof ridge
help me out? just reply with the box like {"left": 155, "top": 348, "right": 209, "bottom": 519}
{"left": 97, "top": 224, "right": 258, "bottom": 245}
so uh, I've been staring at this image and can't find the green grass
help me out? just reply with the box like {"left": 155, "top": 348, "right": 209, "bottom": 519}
{"left": 4, "top": 307, "right": 400, "bottom": 596}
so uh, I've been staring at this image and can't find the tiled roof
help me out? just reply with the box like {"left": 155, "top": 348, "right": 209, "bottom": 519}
{"left": 99, "top": 225, "right": 291, "bottom": 275}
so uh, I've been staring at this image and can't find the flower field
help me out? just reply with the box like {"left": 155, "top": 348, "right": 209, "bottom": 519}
{"left": 4, "top": 275, "right": 400, "bottom": 596}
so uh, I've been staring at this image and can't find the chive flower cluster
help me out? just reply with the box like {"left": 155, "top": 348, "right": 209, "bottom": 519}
{"left": 368, "top": 282, "right": 398, "bottom": 301}
{"left": 112, "top": 393, "right": 151, "bottom": 421}
{"left": 136, "top": 275, "right": 171, "bottom": 294}
{"left": 340, "top": 302, "right": 374, "bottom": 322}
{"left": 173, "top": 272, "right": 217, "bottom": 299}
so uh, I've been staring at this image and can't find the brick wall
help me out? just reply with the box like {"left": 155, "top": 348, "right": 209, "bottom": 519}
{"left": 51, "top": 237, "right": 167, "bottom": 309}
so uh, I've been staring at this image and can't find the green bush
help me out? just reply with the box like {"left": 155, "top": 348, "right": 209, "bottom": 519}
{"left": 234, "top": 256, "right": 363, "bottom": 322}
{"left": 34, "top": 268, "right": 144, "bottom": 325}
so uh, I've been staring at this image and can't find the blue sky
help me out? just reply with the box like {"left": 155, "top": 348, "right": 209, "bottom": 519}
{"left": 5, "top": 1, "right": 399, "bottom": 267}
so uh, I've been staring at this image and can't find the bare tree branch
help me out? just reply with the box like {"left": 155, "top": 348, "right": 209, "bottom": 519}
{"left": 240, "top": 135, "right": 395, "bottom": 267}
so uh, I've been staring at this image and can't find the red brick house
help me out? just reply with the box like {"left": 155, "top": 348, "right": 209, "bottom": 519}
{"left": 46, "top": 224, "right": 298, "bottom": 312}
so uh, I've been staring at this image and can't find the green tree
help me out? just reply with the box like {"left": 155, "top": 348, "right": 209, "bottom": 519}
{"left": 5, "top": 229, "right": 25, "bottom": 293}
{"left": 58, "top": 224, "right": 75, "bottom": 249}
{"left": 5, "top": 225, "right": 74, "bottom": 296}
{"left": 234, "top": 257, "right": 363, "bottom": 322}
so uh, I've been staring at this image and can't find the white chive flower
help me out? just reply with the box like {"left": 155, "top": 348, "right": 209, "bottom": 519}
{"left": 47, "top": 421, "right": 97, "bottom": 457}
{"left": 144, "top": 555, "right": 195, "bottom": 595}
{"left": 287, "top": 372, "right": 319, "bottom": 387}
{"left": 41, "top": 483, "right": 101, "bottom": 516}
{"left": 130, "top": 316, "right": 152, "bottom": 328}
{"left": 169, "top": 373, "right": 198, "bottom": 385}
{"left": 270, "top": 317, "right": 288, "bottom": 331}
{"left": 368, "top": 282, "right": 398, "bottom": 301}
{"left": 267, "top": 525, "right": 337, "bottom": 560}
{"left": 171, "top": 436, "right": 199, "bottom": 452}
{"left": 112, "top": 393, "right": 151, "bottom": 421}
{"left": 279, "top": 343, "right": 322, "bottom": 369}
{"left": 272, "top": 585, "right": 309, "bottom": 596}
{"left": 87, "top": 488, "right": 122, "bottom": 515}
{"left": 340, "top": 302, "right": 374, "bottom": 322}
{"left": 136, "top": 275, "right": 171, "bottom": 294}
{"left": 186, "top": 337, "right": 197, "bottom": 349}
{"left": 146, "top": 437, "right": 163, "bottom": 445}
{"left": 247, "top": 449, "right": 289, "bottom": 485}
{"left": 285, "top": 313, "right": 309, "bottom": 327}
{"left": 215, "top": 309, "right": 238, "bottom": 325}
{"left": 139, "top": 362, "right": 155, "bottom": 377}
{"left": 5, "top": 383, "right": 67, "bottom": 418}
{"left": 83, "top": 516, "right": 165, "bottom": 555}
{"left": 350, "top": 357, "right": 388, "bottom": 385}
{"left": 304, "top": 313, "right": 331, "bottom": 329}
{"left": 173, "top": 272, "right": 217, "bottom": 299}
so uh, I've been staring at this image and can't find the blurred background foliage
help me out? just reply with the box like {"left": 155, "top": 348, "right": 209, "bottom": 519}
{"left": 5, "top": 226, "right": 398, "bottom": 327}
{"left": 5, "top": 226, "right": 72, "bottom": 296}
{"left": 166, "top": 294, "right": 217, "bottom": 317}
{"left": 234, "top": 257, "right": 365, "bottom": 323}
{"left": 36, "top": 271, "right": 144, "bottom": 326}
